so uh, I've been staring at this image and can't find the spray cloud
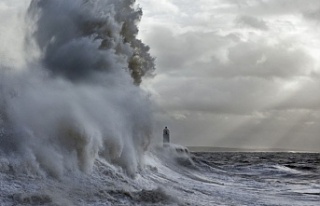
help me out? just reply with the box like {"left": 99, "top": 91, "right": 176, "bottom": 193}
{"left": 0, "top": 0, "right": 155, "bottom": 177}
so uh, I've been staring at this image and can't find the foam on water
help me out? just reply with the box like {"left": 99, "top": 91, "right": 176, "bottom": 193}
{"left": 1, "top": 144, "right": 320, "bottom": 205}
{"left": 1, "top": 1, "right": 320, "bottom": 205}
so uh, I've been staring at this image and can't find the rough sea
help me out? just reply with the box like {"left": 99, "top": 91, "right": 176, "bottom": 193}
{"left": 0, "top": 0, "right": 319, "bottom": 205}
{"left": 0, "top": 144, "right": 319, "bottom": 206}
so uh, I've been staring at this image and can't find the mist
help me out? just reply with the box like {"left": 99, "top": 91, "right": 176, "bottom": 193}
{"left": 0, "top": 0, "right": 155, "bottom": 177}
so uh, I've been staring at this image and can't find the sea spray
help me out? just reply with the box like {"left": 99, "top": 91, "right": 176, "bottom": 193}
{"left": 0, "top": 0, "right": 155, "bottom": 177}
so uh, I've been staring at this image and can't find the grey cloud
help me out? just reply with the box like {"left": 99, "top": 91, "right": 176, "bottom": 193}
{"left": 152, "top": 71, "right": 320, "bottom": 117}
{"left": 144, "top": 26, "right": 230, "bottom": 73}
{"left": 272, "top": 79, "right": 320, "bottom": 111}
{"left": 236, "top": 15, "right": 268, "bottom": 30}
{"left": 149, "top": 28, "right": 313, "bottom": 79}
{"left": 152, "top": 76, "right": 282, "bottom": 115}
{"left": 223, "top": 41, "right": 312, "bottom": 78}
{"left": 303, "top": 7, "right": 320, "bottom": 21}
{"left": 223, "top": 0, "right": 320, "bottom": 16}
{"left": 144, "top": 25, "right": 316, "bottom": 116}
{"left": 179, "top": 39, "right": 313, "bottom": 80}
{"left": 138, "top": 0, "right": 320, "bottom": 151}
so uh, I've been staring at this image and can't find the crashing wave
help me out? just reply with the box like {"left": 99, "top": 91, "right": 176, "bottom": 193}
{"left": 0, "top": 0, "right": 155, "bottom": 177}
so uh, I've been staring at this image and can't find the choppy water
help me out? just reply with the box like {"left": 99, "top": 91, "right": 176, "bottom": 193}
{"left": 1, "top": 1, "right": 318, "bottom": 205}
{"left": 1, "top": 144, "right": 319, "bottom": 206}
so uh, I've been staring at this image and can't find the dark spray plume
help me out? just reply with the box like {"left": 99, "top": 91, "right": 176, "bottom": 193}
{"left": 29, "top": 0, "right": 155, "bottom": 84}
{"left": 0, "top": 0, "right": 155, "bottom": 177}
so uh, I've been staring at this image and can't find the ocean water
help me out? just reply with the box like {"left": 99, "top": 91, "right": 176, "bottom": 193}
{"left": 0, "top": 144, "right": 319, "bottom": 206}
{"left": 0, "top": 1, "right": 319, "bottom": 205}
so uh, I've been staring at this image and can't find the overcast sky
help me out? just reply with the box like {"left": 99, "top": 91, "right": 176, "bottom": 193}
{"left": 137, "top": 0, "right": 320, "bottom": 151}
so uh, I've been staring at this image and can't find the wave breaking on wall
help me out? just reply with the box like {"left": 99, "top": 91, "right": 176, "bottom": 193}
{"left": 0, "top": 0, "right": 155, "bottom": 177}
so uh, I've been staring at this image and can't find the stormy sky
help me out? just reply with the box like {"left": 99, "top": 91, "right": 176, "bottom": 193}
{"left": 137, "top": 0, "right": 320, "bottom": 151}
